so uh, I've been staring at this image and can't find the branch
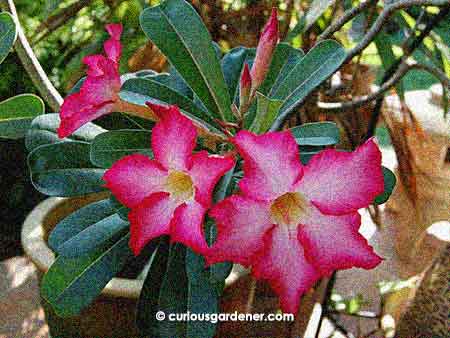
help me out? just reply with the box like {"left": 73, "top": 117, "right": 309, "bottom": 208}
{"left": 0, "top": 0, "right": 63, "bottom": 112}
{"left": 318, "top": 62, "right": 450, "bottom": 111}
{"left": 318, "top": 0, "right": 379, "bottom": 41}
{"left": 345, "top": 0, "right": 449, "bottom": 64}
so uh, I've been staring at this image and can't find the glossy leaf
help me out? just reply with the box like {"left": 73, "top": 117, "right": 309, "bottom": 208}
{"left": 250, "top": 93, "right": 283, "bottom": 134}
{"left": 290, "top": 121, "right": 340, "bottom": 146}
{"left": 157, "top": 243, "right": 188, "bottom": 337}
{"left": 0, "top": 94, "right": 44, "bottom": 139}
{"left": 90, "top": 129, "right": 153, "bottom": 168}
{"left": 374, "top": 167, "right": 396, "bottom": 205}
{"left": 41, "top": 233, "right": 133, "bottom": 317}
{"left": 48, "top": 199, "right": 117, "bottom": 252}
{"left": 28, "top": 141, "right": 106, "bottom": 196}
{"left": 140, "top": 0, "right": 233, "bottom": 121}
{"left": 270, "top": 40, "right": 346, "bottom": 130}
{"left": 25, "top": 113, "right": 106, "bottom": 152}
{"left": 56, "top": 214, "right": 129, "bottom": 257}
{"left": 120, "top": 77, "right": 220, "bottom": 132}
{"left": 186, "top": 249, "right": 218, "bottom": 338}
{"left": 136, "top": 238, "right": 170, "bottom": 335}
{"left": 0, "top": 12, "right": 17, "bottom": 64}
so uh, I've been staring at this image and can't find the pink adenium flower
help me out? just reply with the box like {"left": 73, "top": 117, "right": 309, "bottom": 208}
{"left": 58, "top": 24, "right": 155, "bottom": 138}
{"left": 206, "top": 130, "right": 384, "bottom": 314}
{"left": 250, "top": 8, "right": 279, "bottom": 92}
{"left": 103, "top": 104, "right": 235, "bottom": 256}
{"left": 239, "top": 63, "right": 252, "bottom": 109}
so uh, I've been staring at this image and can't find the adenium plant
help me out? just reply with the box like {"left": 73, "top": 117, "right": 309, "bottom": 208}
{"left": 24, "top": 0, "right": 396, "bottom": 336}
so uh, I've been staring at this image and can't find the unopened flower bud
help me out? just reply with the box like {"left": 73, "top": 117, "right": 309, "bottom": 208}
{"left": 239, "top": 63, "right": 252, "bottom": 111}
{"left": 250, "top": 8, "right": 279, "bottom": 92}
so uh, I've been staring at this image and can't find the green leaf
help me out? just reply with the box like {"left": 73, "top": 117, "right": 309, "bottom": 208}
{"left": 25, "top": 113, "right": 106, "bottom": 152}
{"left": 0, "top": 12, "right": 17, "bottom": 64}
{"left": 48, "top": 199, "right": 117, "bottom": 252}
{"left": 290, "top": 121, "right": 340, "bottom": 146}
{"left": 41, "top": 233, "right": 133, "bottom": 317}
{"left": 136, "top": 239, "right": 170, "bottom": 335}
{"left": 56, "top": 214, "right": 129, "bottom": 257}
{"left": 270, "top": 40, "right": 346, "bottom": 130}
{"left": 186, "top": 249, "right": 218, "bottom": 338}
{"left": 259, "top": 43, "right": 305, "bottom": 95}
{"left": 157, "top": 243, "right": 188, "bottom": 337}
{"left": 0, "top": 94, "right": 44, "bottom": 139}
{"left": 90, "top": 129, "right": 153, "bottom": 168}
{"left": 120, "top": 77, "right": 221, "bottom": 133}
{"left": 250, "top": 93, "right": 283, "bottom": 134}
{"left": 221, "top": 47, "right": 256, "bottom": 101}
{"left": 375, "top": 32, "right": 405, "bottom": 100}
{"left": 28, "top": 141, "right": 106, "bottom": 197}
{"left": 374, "top": 167, "right": 396, "bottom": 205}
{"left": 140, "top": 0, "right": 233, "bottom": 121}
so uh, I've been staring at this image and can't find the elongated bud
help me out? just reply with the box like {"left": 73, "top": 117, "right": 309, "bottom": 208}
{"left": 239, "top": 63, "right": 252, "bottom": 111}
{"left": 250, "top": 8, "right": 279, "bottom": 91}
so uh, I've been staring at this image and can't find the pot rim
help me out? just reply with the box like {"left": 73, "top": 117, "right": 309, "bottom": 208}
{"left": 22, "top": 197, "right": 244, "bottom": 300}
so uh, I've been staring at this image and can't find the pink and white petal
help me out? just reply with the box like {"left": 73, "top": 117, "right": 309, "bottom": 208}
{"left": 103, "top": 154, "right": 168, "bottom": 208}
{"left": 105, "top": 23, "right": 123, "bottom": 40}
{"left": 188, "top": 151, "right": 235, "bottom": 207}
{"left": 148, "top": 103, "right": 197, "bottom": 171}
{"left": 128, "top": 192, "right": 178, "bottom": 256}
{"left": 298, "top": 207, "right": 382, "bottom": 276}
{"left": 206, "top": 195, "right": 274, "bottom": 267}
{"left": 81, "top": 59, "right": 121, "bottom": 103}
{"left": 83, "top": 55, "right": 107, "bottom": 77}
{"left": 104, "top": 23, "right": 122, "bottom": 63}
{"left": 169, "top": 200, "right": 209, "bottom": 254}
{"left": 233, "top": 130, "right": 303, "bottom": 201}
{"left": 252, "top": 226, "right": 321, "bottom": 314}
{"left": 296, "top": 139, "right": 384, "bottom": 215}
{"left": 58, "top": 97, "right": 115, "bottom": 138}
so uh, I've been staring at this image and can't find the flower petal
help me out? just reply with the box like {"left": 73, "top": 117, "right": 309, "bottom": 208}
{"left": 298, "top": 207, "right": 382, "bottom": 276}
{"left": 104, "top": 23, "right": 123, "bottom": 63}
{"left": 252, "top": 226, "right": 321, "bottom": 314}
{"left": 169, "top": 200, "right": 208, "bottom": 254}
{"left": 188, "top": 151, "right": 235, "bottom": 207}
{"left": 129, "top": 192, "right": 178, "bottom": 256}
{"left": 233, "top": 130, "right": 303, "bottom": 201}
{"left": 296, "top": 139, "right": 384, "bottom": 215}
{"left": 57, "top": 96, "right": 115, "bottom": 138}
{"left": 206, "top": 196, "right": 274, "bottom": 266}
{"left": 103, "top": 154, "right": 168, "bottom": 208}
{"left": 148, "top": 103, "right": 197, "bottom": 171}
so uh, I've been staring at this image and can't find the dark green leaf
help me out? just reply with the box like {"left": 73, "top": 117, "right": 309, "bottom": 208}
{"left": 41, "top": 233, "right": 133, "bottom": 317}
{"left": 28, "top": 141, "right": 106, "bottom": 196}
{"left": 56, "top": 214, "right": 129, "bottom": 257}
{"left": 25, "top": 113, "right": 106, "bottom": 152}
{"left": 120, "top": 77, "right": 221, "bottom": 133}
{"left": 136, "top": 239, "right": 170, "bottom": 335}
{"left": 221, "top": 47, "right": 255, "bottom": 102}
{"left": 0, "top": 94, "right": 44, "bottom": 139}
{"left": 90, "top": 129, "right": 152, "bottom": 168}
{"left": 186, "top": 249, "right": 218, "bottom": 338}
{"left": 290, "top": 121, "right": 340, "bottom": 146}
{"left": 250, "top": 93, "right": 283, "bottom": 134}
{"left": 270, "top": 40, "right": 346, "bottom": 130}
{"left": 0, "top": 12, "right": 17, "bottom": 64}
{"left": 48, "top": 199, "right": 117, "bottom": 252}
{"left": 140, "top": 0, "right": 233, "bottom": 121}
{"left": 157, "top": 243, "right": 188, "bottom": 337}
{"left": 374, "top": 167, "right": 396, "bottom": 205}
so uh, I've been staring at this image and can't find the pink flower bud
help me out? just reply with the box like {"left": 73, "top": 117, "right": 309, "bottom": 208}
{"left": 239, "top": 63, "right": 252, "bottom": 109}
{"left": 250, "top": 8, "right": 279, "bottom": 91}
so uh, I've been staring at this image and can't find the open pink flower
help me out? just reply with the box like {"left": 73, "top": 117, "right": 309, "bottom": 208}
{"left": 57, "top": 24, "right": 123, "bottom": 138}
{"left": 206, "top": 130, "right": 384, "bottom": 314}
{"left": 103, "top": 104, "right": 234, "bottom": 256}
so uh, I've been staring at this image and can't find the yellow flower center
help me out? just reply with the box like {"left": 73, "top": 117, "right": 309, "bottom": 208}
{"left": 165, "top": 170, "right": 194, "bottom": 202}
{"left": 270, "top": 192, "right": 309, "bottom": 228}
